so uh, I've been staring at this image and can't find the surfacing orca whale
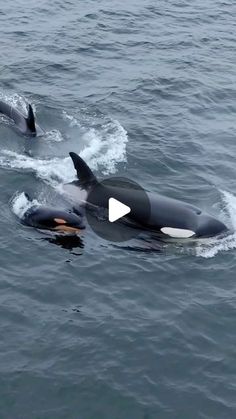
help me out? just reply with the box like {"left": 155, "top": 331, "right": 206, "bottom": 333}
{"left": 22, "top": 205, "right": 85, "bottom": 234}
{"left": 67, "top": 152, "right": 228, "bottom": 239}
{"left": 0, "top": 100, "right": 44, "bottom": 136}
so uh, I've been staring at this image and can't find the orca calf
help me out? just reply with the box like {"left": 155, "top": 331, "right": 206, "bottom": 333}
{"left": 22, "top": 205, "right": 85, "bottom": 234}
{"left": 67, "top": 152, "right": 228, "bottom": 239}
{"left": 0, "top": 100, "right": 44, "bottom": 136}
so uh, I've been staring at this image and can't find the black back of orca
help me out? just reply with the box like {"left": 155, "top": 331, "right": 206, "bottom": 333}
{"left": 0, "top": 100, "right": 38, "bottom": 136}
{"left": 23, "top": 206, "right": 85, "bottom": 232}
{"left": 68, "top": 152, "right": 228, "bottom": 238}
{"left": 87, "top": 183, "right": 227, "bottom": 237}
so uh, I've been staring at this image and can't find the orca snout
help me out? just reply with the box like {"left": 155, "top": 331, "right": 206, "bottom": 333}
{"left": 196, "top": 213, "right": 228, "bottom": 238}
{"left": 23, "top": 206, "right": 85, "bottom": 234}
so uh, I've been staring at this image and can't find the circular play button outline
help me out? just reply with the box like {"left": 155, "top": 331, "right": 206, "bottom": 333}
{"left": 85, "top": 176, "right": 151, "bottom": 242}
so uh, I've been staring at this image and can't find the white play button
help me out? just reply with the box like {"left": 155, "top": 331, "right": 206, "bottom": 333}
{"left": 108, "top": 197, "right": 131, "bottom": 222}
{"left": 86, "top": 176, "right": 150, "bottom": 241}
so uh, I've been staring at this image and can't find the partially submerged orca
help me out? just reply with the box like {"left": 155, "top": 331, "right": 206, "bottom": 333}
{"left": 22, "top": 205, "right": 85, "bottom": 234}
{"left": 67, "top": 152, "right": 228, "bottom": 239}
{"left": 0, "top": 100, "right": 44, "bottom": 136}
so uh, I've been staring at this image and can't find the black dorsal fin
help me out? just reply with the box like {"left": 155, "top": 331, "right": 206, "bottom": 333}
{"left": 26, "top": 104, "right": 36, "bottom": 133}
{"left": 69, "top": 152, "right": 98, "bottom": 186}
{"left": 24, "top": 192, "right": 31, "bottom": 201}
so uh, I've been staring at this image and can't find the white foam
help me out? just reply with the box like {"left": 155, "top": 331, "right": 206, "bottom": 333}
{"left": 63, "top": 111, "right": 81, "bottom": 127}
{"left": 221, "top": 190, "right": 236, "bottom": 230}
{"left": 11, "top": 192, "right": 40, "bottom": 219}
{"left": 63, "top": 110, "right": 128, "bottom": 174}
{"left": 0, "top": 92, "right": 33, "bottom": 114}
{"left": 0, "top": 94, "right": 128, "bottom": 175}
{"left": 0, "top": 116, "right": 127, "bottom": 190}
{"left": 81, "top": 120, "right": 128, "bottom": 174}
{"left": 0, "top": 116, "right": 127, "bottom": 187}
{"left": 0, "top": 150, "right": 74, "bottom": 187}
{"left": 196, "top": 190, "right": 236, "bottom": 258}
{"left": 44, "top": 129, "right": 64, "bottom": 142}
{"left": 196, "top": 233, "right": 236, "bottom": 258}
{"left": 1, "top": 98, "right": 128, "bottom": 217}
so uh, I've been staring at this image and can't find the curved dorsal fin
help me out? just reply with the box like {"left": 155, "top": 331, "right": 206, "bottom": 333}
{"left": 69, "top": 152, "right": 98, "bottom": 186}
{"left": 26, "top": 104, "right": 36, "bottom": 133}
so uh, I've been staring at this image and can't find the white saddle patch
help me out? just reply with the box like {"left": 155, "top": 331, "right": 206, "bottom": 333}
{"left": 161, "top": 227, "right": 195, "bottom": 238}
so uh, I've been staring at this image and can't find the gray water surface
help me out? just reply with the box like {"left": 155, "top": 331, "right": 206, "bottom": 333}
{"left": 0, "top": 1, "right": 236, "bottom": 418}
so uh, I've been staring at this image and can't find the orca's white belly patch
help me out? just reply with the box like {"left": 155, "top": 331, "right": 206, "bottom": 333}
{"left": 161, "top": 227, "right": 195, "bottom": 238}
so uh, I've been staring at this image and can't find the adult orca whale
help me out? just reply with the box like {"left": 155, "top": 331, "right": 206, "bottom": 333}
{"left": 22, "top": 204, "right": 85, "bottom": 234}
{"left": 0, "top": 100, "right": 44, "bottom": 136}
{"left": 67, "top": 152, "right": 228, "bottom": 239}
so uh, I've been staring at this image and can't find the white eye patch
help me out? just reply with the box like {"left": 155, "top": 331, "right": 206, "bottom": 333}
{"left": 161, "top": 227, "right": 195, "bottom": 238}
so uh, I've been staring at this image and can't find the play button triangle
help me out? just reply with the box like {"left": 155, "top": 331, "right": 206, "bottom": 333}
{"left": 108, "top": 197, "right": 131, "bottom": 222}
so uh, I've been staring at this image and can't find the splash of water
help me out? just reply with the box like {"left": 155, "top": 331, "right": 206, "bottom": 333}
{"left": 63, "top": 111, "right": 81, "bottom": 128}
{"left": 81, "top": 120, "right": 128, "bottom": 174}
{"left": 0, "top": 92, "right": 34, "bottom": 114}
{"left": 0, "top": 94, "right": 128, "bottom": 178}
{"left": 11, "top": 192, "right": 41, "bottom": 219}
{"left": 0, "top": 150, "right": 74, "bottom": 187}
{"left": 63, "top": 110, "right": 128, "bottom": 175}
{"left": 44, "top": 129, "right": 64, "bottom": 142}
{"left": 196, "top": 190, "right": 236, "bottom": 258}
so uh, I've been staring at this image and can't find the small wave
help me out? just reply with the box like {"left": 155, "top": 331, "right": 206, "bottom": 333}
{"left": 196, "top": 233, "right": 236, "bottom": 258}
{"left": 11, "top": 192, "right": 41, "bottom": 219}
{"left": 221, "top": 190, "right": 236, "bottom": 230}
{"left": 0, "top": 150, "right": 74, "bottom": 187}
{"left": 196, "top": 190, "right": 236, "bottom": 258}
{"left": 0, "top": 128, "right": 127, "bottom": 188}
{"left": 0, "top": 92, "right": 35, "bottom": 114}
{"left": 44, "top": 129, "right": 64, "bottom": 142}
{"left": 81, "top": 120, "right": 128, "bottom": 174}
{"left": 0, "top": 95, "right": 128, "bottom": 175}
{"left": 63, "top": 110, "right": 128, "bottom": 174}
{"left": 63, "top": 111, "right": 81, "bottom": 127}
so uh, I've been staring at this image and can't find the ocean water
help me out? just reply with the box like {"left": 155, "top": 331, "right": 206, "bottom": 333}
{"left": 0, "top": 0, "right": 236, "bottom": 418}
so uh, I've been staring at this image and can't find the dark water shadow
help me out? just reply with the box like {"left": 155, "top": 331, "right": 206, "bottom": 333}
{"left": 110, "top": 230, "right": 201, "bottom": 255}
{"left": 42, "top": 234, "right": 84, "bottom": 254}
{"left": 111, "top": 232, "right": 166, "bottom": 253}
{"left": 112, "top": 244, "right": 163, "bottom": 253}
